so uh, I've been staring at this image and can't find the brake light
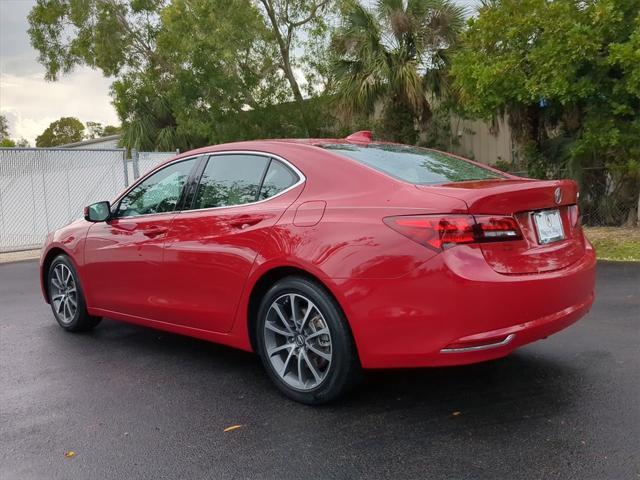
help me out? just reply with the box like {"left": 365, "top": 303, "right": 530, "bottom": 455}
{"left": 383, "top": 214, "right": 522, "bottom": 251}
{"left": 383, "top": 215, "right": 474, "bottom": 250}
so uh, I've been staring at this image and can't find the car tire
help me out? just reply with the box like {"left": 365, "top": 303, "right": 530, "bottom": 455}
{"left": 256, "top": 276, "right": 361, "bottom": 404}
{"left": 47, "top": 255, "right": 101, "bottom": 332}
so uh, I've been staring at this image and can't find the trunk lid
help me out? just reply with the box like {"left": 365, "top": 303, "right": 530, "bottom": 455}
{"left": 418, "top": 178, "right": 586, "bottom": 274}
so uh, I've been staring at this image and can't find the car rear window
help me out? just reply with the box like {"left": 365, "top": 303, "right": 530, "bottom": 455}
{"left": 322, "top": 143, "right": 504, "bottom": 184}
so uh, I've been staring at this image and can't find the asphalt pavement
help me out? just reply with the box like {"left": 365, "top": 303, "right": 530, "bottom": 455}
{"left": 1, "top": 260, "right": 638, "bottom": 479}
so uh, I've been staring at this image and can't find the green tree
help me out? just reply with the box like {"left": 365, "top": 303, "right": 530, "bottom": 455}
{"left": 29, "top": 0, "right": 170, "bottom": 148}
{"left": 112, "top": 70, "right": 187, "bottom": 150}
{"left": 29, "top": 0, "right": 290, "bottom": 151}
{"left": 28, "top": 0, "right": 167, "bottom": 81}
{"left": 103, "top": 125, "right": 122, "bottom": 136}
{"left": 451, "top": 0, "right": 640, "bottom": 225}
{"left": 85, "top": 121, "right": 105, "bottom": 139}
{"left": 0, "top": 114, "right": 10, "bottom": 141}
{"left": 109, "top": 0, "right": 285, "bottom": 150}
{"left": 331, "top": 0, "right": 465, "bottom": 143}
{"left": 0, "top": 114, "right": 30, "bottom": 147}
{"left": 256, "top": 0, "right": 335, "bottom": 135}
{"left": 85, "top": 121, "right": 120, "bottom": 139}
{"left": 36, "top": 117, "right": 85, "bottom": 147}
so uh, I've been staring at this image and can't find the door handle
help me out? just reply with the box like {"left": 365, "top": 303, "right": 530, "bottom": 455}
{"left": 142, "top": 226, "right": 168, "bottom": 238}
{"left": 227, "top": 215, "right": 264, "bottom": 229}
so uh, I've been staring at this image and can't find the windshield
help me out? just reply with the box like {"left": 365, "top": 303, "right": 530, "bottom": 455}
{"left": 322, "top": 143, "right": 504, "bottom": 185}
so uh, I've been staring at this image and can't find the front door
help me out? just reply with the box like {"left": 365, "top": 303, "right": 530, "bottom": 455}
{"left": 83, "top": 157, "right": 199, "bottom": 320}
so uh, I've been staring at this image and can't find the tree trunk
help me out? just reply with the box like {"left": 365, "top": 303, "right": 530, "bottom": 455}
{"left": 279, "top": 51, "right": 311, "bottom": 136}
{"left": 636, "top": 188, "right": 640, "bottom": 227}
{"left": 260, "top": 0, "right": 311, "bottom": 136}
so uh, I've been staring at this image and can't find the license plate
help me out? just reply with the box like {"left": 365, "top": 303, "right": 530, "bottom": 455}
{"left": 533, "top": 209, "right": 565, "bottom": 244}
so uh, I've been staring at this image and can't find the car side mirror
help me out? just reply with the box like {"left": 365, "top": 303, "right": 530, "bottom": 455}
{"left": 84, "top": 201, "right": 111, "bottom": 222}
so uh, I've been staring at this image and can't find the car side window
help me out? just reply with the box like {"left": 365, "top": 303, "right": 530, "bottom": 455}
{"left": 117, "top": 158, "right": 197, "bottom": 218}
{"left": 194, "top": 154, "right": 269, "bottom": 209}
{"left": 258, "top": 159, "right": 298, "bottom": 201}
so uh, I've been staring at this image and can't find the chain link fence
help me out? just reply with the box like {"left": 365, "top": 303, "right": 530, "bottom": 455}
{"left": 128, "top": 149, "right": 178, "bottom": 180}
{"left": 0, "top": 148, "right": 176, "bottom": 252}
{"left": 509, "top": 167, "right": 640, "bottom": 227}
{"left": 2, "top": 148, "right": 635, "bottom": 253}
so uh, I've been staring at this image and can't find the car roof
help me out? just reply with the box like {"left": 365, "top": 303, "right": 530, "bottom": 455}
{"left": 167, "top": 135, "right": 506, "bottom": 179}
{"left": 155, "top": 131, "right": 510, "bottom": 188}
{"left": 175, "top": 137, "right": 359, "bottom": 156}
{"left": 170, "top": 131, "right": 381, "bottom": 158}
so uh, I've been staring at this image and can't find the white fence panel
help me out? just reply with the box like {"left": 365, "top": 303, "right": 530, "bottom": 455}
{"left": 130, "top": 151, "right": 179, "bottom": 180}
{"left": 0, "top": 148, "right": 127, "bottom": 252}
{"left": 138, "top": 151, "right": 177, "bottom": 176}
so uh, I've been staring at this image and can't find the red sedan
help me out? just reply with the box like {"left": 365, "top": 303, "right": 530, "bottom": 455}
{"left": 40, "top": 132, "right": 596, "bottom": 404}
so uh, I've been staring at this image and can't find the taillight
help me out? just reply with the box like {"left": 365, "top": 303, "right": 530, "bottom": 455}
{"left": 568, "top": 204, "right": 580, "bottom": 228}
{"left": 383, "top": 214, "right": 522, "bottom": 251}
{"left": 383, "top": 215, "right": 475, "bottom": 250}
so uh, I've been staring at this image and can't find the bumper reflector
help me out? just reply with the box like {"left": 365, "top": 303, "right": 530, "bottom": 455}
{"left": 441, "top": 334, "right": 515, "bottom": 353}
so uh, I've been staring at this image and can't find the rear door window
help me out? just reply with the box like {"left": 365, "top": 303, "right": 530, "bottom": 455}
{"left": 193, "top": 154, "right": 269, "bottom": 209}
{"left": 322, "top": 143, "right": 503, "bottom": 184}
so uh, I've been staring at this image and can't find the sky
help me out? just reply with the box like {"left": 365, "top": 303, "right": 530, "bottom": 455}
{"left": 0, "top": 0, "right": 481, "bottom": 145}
{"left": 0, "top": 0, "right": 119, "bottom": 144}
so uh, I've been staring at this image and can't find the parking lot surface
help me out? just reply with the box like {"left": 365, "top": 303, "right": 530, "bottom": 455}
{"left": 1, "top": 260, "right": 638, "bottom": 479}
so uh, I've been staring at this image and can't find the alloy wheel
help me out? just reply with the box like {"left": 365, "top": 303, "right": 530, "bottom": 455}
{"left": 50, "top": 263, "right": 78, "bottom": 325}
{"left": 263, "top": 293, "right": 332, "bottom": 391}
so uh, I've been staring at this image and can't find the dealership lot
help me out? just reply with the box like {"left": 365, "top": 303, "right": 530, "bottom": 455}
{"left": 1, "top": 260, "right": 638, "bottom": 479}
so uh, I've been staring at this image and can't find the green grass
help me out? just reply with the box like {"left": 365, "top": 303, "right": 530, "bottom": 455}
{"left": 584, "top": 227, "right": 640, "bottom": 262}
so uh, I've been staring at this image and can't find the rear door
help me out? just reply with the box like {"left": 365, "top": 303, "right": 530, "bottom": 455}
{"left": 160, "top": 153, "right": 303, "bottom": 332}
{"left": 83, "top": 157, "right": 199, "bottom": 319}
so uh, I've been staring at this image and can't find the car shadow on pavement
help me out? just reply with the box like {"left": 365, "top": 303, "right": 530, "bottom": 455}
{"left": 23, "top": 313, "right": 600, "bottom": 480}
{"left": 55, "top": 316, "right": 584, "bottom": 423}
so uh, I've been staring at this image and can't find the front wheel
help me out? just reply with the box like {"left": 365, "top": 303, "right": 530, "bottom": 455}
{"left": 47, "top": 255, "right": 101, "bottom": 332}
{"left": 256, "top": 276, "right": 360, "bottom": 404}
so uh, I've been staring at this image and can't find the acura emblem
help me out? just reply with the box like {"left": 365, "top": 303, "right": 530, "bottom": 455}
{"left": 554, "top": 187, "right": 562, "bottom": 204}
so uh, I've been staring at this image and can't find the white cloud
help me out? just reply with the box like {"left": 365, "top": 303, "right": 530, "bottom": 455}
{"left": 0, "top": 68, "right": 119, "bottom": 144}
{"left": 0, "top": 0, "right": 118, "bottom": 144}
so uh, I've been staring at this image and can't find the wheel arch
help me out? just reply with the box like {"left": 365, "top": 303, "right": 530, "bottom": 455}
{"left": 246, "top": 266, "right": 360, "bottom": 363}
{"left": 41, "top": 247, "right": 74, "bottom": 303}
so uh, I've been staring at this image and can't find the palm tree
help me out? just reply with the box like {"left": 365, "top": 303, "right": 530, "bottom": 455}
{"left": 331, "top": 0, "right": 465, "bottom": 143}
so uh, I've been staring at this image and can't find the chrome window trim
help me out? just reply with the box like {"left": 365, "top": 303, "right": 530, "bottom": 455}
{"left": 110, "top": 150, "right": 305, "bottom": 219}
{"left": 180, "top": 151, "right": 305, "bottom": 214}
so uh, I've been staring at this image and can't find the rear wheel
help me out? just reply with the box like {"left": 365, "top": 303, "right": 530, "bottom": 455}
{"left": 256, "top": 276, "right": 360, "bottom": 404}
{"left": 47, "top": 255, "right": 101, "bottom": 332}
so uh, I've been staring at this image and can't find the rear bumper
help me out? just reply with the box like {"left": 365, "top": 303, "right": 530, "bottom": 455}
{"left": 433, "top": 291, "right": 592, "bottom": 365}
{"left": 337, "top": 243, "right": 596, "bottom": 369}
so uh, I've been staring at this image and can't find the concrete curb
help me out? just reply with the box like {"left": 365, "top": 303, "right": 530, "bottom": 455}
{"left": 0, "top": 249, "right": 41, "bottom": 264}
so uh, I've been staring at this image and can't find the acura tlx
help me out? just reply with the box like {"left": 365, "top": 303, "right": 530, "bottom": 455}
{"left": 40, "top": 131, "right": 595, "bottom": 404}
